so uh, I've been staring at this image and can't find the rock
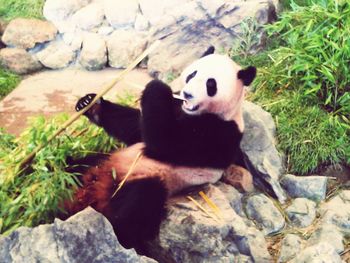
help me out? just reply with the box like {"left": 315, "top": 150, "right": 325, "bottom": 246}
{"left": 135, "top": 14, "right": 150, "bottom": 31}
{"left": 289, "top": 242, "right": 343, "bottom": 263}
{"left": 0, "top": 48, "right": 42, "bottom": 74}
{"left": 285, "top": 198, "right": 316, "bottom": 228}
{"left": 62, "top": 31, "right": 83, "bottom": 51}
{"left": 281, "top": 174, "right": 328, "bottom": 202}
{"left": 71, "top": 2, "right": 104, "bottom": 30}
{"left": 278, "top": 234, "right": 303, "bottom": 263}
{"left": 245, "top": 194, "right": 285, "bottom": 235}
{"left": 147, "top": 0, "right": 278, "bottom": 78}
{"left": 43, "top": 0, "right": 92, "bottom": 22}
{"left": 216, "top": 182, "right": 244, "bottom": 216}
{"left": 79, "top": 33, "right": 107, "bottom": 70}
{"left": 1, "top": 18, "right": 57, "bottom": 49}
{"left": 36, "top": 39, "right": 76, "bottom": 69}
{"left": 107, "top": 30, "right": 148, "bottom": 69}
{"left": 307, "top": 224, "right": 344, "bottom": 253}
{"left": 98, "top": 26, "right": 114, "bottom": 36}
{"left": 0, "top": 207, "right": 157, "bottom": 263}
{"left": 319, "top": 190, "right": 350, "bottom": 233}
{"left": 104, "top": 0, "right": 139, "bottom": 28}
{"left": 148, "top": 184, "right": 271, "bottom": 263}
{"left": 222, "top": 165, "right": 254, "bottom": 192}
{"left": 0, "top": 19, "right": 7, "bottom": 49}
{"left": 242, "top": 101, "right": 287, "bottom": 203}
{"left": 139, "top": 0, "right": 189, "bottom": 26}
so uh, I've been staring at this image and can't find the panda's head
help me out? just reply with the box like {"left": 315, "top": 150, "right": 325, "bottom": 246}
{"left": 179, "top": 47, "right": 256, "bottom": 123}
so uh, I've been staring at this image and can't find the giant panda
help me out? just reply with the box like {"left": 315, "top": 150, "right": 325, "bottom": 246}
{"left": 62, "top": 46, "right": 256, "bottom": 251}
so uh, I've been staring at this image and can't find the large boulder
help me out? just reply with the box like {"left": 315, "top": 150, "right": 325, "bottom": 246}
{"left": 147, "top": 0, "right": 277, "bottom": 78}
{"left": 241, "top": 101, "right": 287, "bottom": 203}
{"left": 36, "top": 39, "right": 76, "bottom": 69}
{"left": 148, "top": 184, "right": 272, "bottom": 263}
{"left": 104, "top": 0, "right": 139, "bottom": 29}
{"left": 0, "top": 207, "right": 157, "bottom": 263}
{"left": 43, "top": 0, "right": 92, "bottom": 22}
{"left": 0, "top": 48, "right": 42, "bottom": 74}
{"left": 1, "top": 18, "right": 57, "bottom": 49}
{"left": 71, "top": 2, "right": 105, "bottom": 31}
{"left": 79, "top": 33, "right": 107, "bottom": 70}
{"left": 107, "top": 30, "right": 148, "bottom": 69}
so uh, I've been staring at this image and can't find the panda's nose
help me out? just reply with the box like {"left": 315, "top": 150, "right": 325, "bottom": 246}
{"left": 183, "top": 91, "right": 193, "bottom": 100}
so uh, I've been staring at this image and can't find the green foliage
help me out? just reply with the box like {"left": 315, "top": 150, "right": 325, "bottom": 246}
{"left": 0, "top": 67, "right": 20, "bottom": 99}
{"left": 265, "top": 0, "right": 350, "bottom": 119}
{"left": 0, "top": 115, "right": 119, "bottom": 235}
{"left": 0, "top": 0, "right": 45, "bottom": 21}
{"left": 231, "top": 0, "right": 350, "bottom": 174}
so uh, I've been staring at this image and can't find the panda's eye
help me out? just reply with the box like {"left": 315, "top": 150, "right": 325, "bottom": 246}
{"left": 206, "top": 78, "right": 217, "bottom": 97}
{"left": 186, "top": 71, "right": 197, "bottom": 83}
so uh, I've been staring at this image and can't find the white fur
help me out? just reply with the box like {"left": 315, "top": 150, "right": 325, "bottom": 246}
{"left": 179, "top": 54, "right": 245, "bottom": 132}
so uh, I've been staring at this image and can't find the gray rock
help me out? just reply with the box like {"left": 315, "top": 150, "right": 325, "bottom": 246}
{"left": 285, "top": 198, "right": 316, "bottom": 228}
{"left": 289, "top": 242, "right": 343, "bottom": 263}
{"left": 216, "top": 181, "right": 244, "bottom": 216}
{"left": 319, "top": 190, "right": 350, "bottom": 233}
{"left": 0, "top": 207, "right": 157, "bottom": 263}
{"left": 242, "top": 101, "right": 287, "bottom": 203}
{"left": 147, "top": 0, "right": 278, "bottom": 79}
{"left": 139, "top": 0, "right": 190, "bottom": 26}
{"left": 79, "top": 33, "right": 107, "bottom": 70}
{"left": 307, "top": 224, "right": 344, "bottom": 253}
{"left": 0, "top": 48, "right": 42, "bottom": 74}
{"left": 36, "top": 39, "right": 76, "bottom": 69}
{"left": 149, "top": 184, "right": 271, "bottom": 263}
{"left": 281, "top": 174, "right": 328, "bottom": 202}
{"left": 2, "top": 18, "right": 57, "bottom": 49}
{"left": 43, "top": 0, "right": 92, "bottom": 22}
{"left": 245, "top": 193, "right": 285, "bottom": 235}
{"left": 135, "top": 14, "right": 150, "bottom": 31}
{"left": 107, "top": 30, "right": 148, "bottom": 69}
{"left": 62, "top": 31, "right": 83, "bottom": 51}
{"left": 71, "top": 2, "right": 105, "bottom": 30}
{"left": 98, "top": 26, "right": 114, "bottom": 36}
{"left": 278, "top": 234, "right": 303, "bottom": 263}
{"left": 104, "top": 0, "right": 138, "bottom": 28}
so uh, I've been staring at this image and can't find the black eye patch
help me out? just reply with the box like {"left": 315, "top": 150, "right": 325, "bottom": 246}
{"left": 206, "top": 78, "right": 217, "bottom": 97}
{"left": 186, "top": 71, "right": 197, "bottom": 83}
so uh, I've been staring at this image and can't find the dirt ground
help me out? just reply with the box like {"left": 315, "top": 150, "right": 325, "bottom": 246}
{"left": 0, "top": 68, "right": 151, "bottom": 136}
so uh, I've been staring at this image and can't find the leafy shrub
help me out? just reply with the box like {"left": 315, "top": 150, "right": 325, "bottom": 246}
{"left": 0, "top": 115, "right": 119, "bottom": 235}
{"left": 0, "top": 0, "right": 45, "bottom": 20}
{"left": 0, "top": 67, "right": 20, "bottom": 99}
{"left": 265, "top": 0, "right": 350, "bottom": 119}
{"left": 231, "top": 0, "right": 350, "bottom": 174}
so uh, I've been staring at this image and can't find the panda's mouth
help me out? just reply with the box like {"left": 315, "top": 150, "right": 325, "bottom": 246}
{"left": 182, "top": 101, "right": 200, "bottom": 112}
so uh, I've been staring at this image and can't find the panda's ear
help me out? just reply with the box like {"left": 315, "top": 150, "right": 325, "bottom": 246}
{"left": 237, "top": 66, "right": 257, "bottom": 86}
{"left": 201, "top": 46, "right": 215, "bottom": 57}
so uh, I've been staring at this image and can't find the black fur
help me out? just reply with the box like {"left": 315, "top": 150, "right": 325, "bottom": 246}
{"left": 201, "top": 46, "right": 215, "bottom": 57}
{"left": 238, "top": 66, "right": 257, "bottom": 86}
{"left": 206, "top": 78, "right": 217, "bottom": 97}
{"left": 141, "top": 80, "right": 242, "bottom": 168}
{"left": 76, "top": 80, "right": 243, "bottom": 168}
{"left": 108, "top": 176, "right": 167, "bottom": 251}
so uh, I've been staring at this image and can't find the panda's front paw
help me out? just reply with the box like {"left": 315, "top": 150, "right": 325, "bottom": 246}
{"left": 141, "top": 80, "right": 173, "bottom": 110}
{"left": 75, "top": 93, "right": 100, "bottom": 112}
{"left": 75, "top": 93, "right": 103, "bottom": 125}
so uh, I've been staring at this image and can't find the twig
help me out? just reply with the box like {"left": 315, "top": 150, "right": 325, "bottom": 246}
{"left": 199, "top": 191, "right": 222, "bottom": 219}
{"left": 18, "top": 41, "right": 160, "bottom": 171}
{"left": 186, "top": 196, "right": 220, "bottom": 223}
{"left": 111, "top": 151, "right": 143, "bottom": 198}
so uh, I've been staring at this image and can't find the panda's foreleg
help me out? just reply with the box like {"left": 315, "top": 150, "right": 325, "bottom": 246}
{"left": 76, "top": 93, "right": 142, "bottom": 145}
{"left": 140, "top": 80, "right": 177, "bottom": 154}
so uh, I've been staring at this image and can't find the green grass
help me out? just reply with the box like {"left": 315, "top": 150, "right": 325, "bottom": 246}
{"left": 0, "top": 114, "right": 120, "bottom": 235}
{"left": 231, "top": 0, "right": 350, "bottom": 174}
{"left": 0, "top": 0, "right": 45, "bottom": 21}
{"left": 0, "top": 67, "right": 20, "bottom": 99}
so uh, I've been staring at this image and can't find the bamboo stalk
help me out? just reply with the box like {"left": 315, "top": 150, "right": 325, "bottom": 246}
{"left": 18, "top": 41, "right": 160, "bottom": 170}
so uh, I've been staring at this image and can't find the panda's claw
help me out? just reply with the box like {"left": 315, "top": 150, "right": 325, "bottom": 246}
{"left": 75, "top": 93, "right": 98, "bottom": 112}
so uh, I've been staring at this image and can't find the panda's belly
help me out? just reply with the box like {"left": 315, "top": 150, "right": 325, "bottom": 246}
{"left": 108, "top": 143, "right": 224, "bottom": 195}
